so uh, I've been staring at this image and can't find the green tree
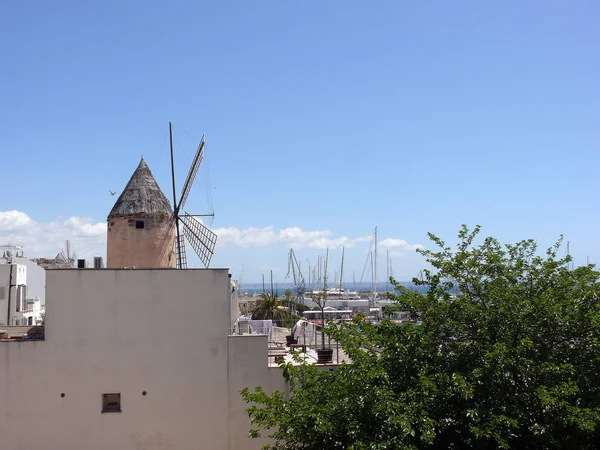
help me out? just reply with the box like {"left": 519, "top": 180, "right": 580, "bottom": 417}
{"left": 241, "top": 226, "right": 600, "bottom": 449}
{"left": 280, "top": 288, "right": 308, "bottom": 330}
{"left": 252, "top": 291, "right": 296, "bottom": 328}
{"left": 309, "top": 290, "right": 329, "bottom": 350}
{"left": 282, "top": 289, "right": 294, "bottom": 304}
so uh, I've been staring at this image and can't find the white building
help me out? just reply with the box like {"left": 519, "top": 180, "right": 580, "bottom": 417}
{"left": 21, "top": 295, "right": 44, "bottom": 325}
{"left": 0, "top": 268, "right": 287, "bottom": 449}
{"left": 0, "top": 245, "right": 46, "bottom": 326}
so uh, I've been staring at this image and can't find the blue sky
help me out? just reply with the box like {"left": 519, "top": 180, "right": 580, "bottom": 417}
{"left": 1, "top": 1, "right": 598, "bottom": 283}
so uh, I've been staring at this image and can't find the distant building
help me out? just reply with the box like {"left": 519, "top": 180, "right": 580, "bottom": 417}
{"left": 0, "top": 245, "right": 46, "bottom": 326}
{"left": 107, "top": 158, "right": 176, "bottom": 268}
{"left": 21, "top": 294, "right": 43, "bottom": 325}
{"left": 31, "top": 257, "right": 61, "bottom": 269}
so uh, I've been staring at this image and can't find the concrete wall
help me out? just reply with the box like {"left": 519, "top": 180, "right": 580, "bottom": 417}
{"left": 107, "top": 214, "right": 176, "bottom": 268}
{"left": 0, "top": 268, "right": 288, "bottom": 449}
{"left": 227, "top": 335, "right": 287, "bottom": 450}
{"left": 1, "top": 269, "right": 233, "bottom": 449}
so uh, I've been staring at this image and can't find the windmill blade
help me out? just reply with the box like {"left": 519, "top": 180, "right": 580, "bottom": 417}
{"left": 180, "top": 213, "right": 217, "bottom": 268}
{"left": 177, "top": 136, "right": 205, "bottom": 214}
{"left": 176, "top": 233, "right": 188, "bottom": 269}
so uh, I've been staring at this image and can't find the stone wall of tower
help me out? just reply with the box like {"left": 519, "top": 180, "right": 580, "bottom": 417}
{"left": 107, "top": 214, "right": 176, "bottom": 269}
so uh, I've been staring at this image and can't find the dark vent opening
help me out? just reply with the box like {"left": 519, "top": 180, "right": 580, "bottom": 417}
{"left": 102, "top": 393, "right": 121, "bottom": 413}
{"left": 136, "top": 221, "right": 145, "bottom": 229}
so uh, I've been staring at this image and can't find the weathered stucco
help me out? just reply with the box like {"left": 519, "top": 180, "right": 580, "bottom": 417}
{"left": 0, "top": 269, "right": 286, "bottom": 450}
{"left": 107, "top": 214, "right": 176, "bottom": 268}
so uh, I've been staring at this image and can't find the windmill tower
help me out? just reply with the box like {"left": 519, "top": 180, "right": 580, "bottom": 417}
{"left": 107, "top": 158, "right": 176, "bottom": 268}
{"left": 106, "top": 123, "right": 218, "bottom": 269}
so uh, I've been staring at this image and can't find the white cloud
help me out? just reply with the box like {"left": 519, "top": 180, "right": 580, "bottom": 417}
{"left": 0, "top": 210, "right": 106, "bottom": 259}
{"left": 0, "top": 210, "right": 422, "bottom": 262}
{"left": 213, "top": 225, "right": 370, "bottom": 250}
{"left": 63, "top": 217, "right": 107, "bottom": 237}
{"left": 214, "top": 226, "right": 277, "bottom": 248}
{"left": 0, "top": 210, "right": 34, "bottom": 231}
{"left": 378, "top": 238, "right": 423, "bottom": 251}
{"left": 213, "top": 225, "right": 419, "bottom": 251}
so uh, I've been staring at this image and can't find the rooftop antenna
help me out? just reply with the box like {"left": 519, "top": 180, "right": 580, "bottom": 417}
{"left": 56, "top": 240, "right": 77, "bottom": 268}
{"left": 168, "top": 122, "right": 218, "bottom": 268}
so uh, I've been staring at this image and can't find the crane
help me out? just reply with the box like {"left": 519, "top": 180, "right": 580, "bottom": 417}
{"left": 285, "top": 249, "right": 306, "bottom": 305}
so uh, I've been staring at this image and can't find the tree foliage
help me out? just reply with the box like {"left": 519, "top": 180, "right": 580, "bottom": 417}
{"left": 252, "top": 291, "right": 302, "bottom": 328}
{"left": 241, "top": 226, "right": 600, "bottom": 449}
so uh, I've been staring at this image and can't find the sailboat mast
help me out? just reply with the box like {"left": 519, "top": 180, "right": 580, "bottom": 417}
{"left": 318, "top": 255, "right": 321, "bottom": 287}
{"left": 321, "top": 247, "right": 329, "bottom": 349}
{"left": 369, "top": 251, "right": 374, "bottom": 293}
{"left": 169, "top": 122, "right": 182, "bottom": 269}
{"left": 339, "top": 247, "right": 345, "bottom": 296}
{"left": 386, "top": 249, "right": 389, "bottom": 293}
{"left": 374, "top": 226, "right": 378, "bottom": 297}
{"left": 323, "top": 249, "right": 328, "bottom": 291}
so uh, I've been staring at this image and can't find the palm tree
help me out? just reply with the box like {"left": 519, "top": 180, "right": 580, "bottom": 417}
{"left": 251, "top": 291, "right": 295, "bottom": 327}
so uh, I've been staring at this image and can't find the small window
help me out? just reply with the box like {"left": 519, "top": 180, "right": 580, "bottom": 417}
{"left": 28, "top": 316, "right": 33, "bottom": 326}
{"left": 135, "top": 220, "right": 145, "bottom": 229}
{"left": 102, "top": 393, "right": 121, "bottom": 413}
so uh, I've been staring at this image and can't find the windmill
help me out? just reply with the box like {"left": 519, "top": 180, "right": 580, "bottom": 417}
{"left": 168, "top": 122, "right": 218, "bottom": 269}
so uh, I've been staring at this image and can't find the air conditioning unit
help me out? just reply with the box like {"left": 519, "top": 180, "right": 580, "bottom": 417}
{"left": 93, "top": 257, "right": 104, "bottom": 269}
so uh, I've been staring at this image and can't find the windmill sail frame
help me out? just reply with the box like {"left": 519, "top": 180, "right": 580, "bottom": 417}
{"left": 178, "top": 137, "right": 205, "bottom": 213}
{"left": 180, "top": 213, "right": 217, "bottom": 268}
{"left": 168, "top": 123, "right": 217, "bottom": 269}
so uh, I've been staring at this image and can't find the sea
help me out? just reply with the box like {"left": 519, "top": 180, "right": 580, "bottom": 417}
{"left": 239, "top": 281, "right": 459, "bottom": 296}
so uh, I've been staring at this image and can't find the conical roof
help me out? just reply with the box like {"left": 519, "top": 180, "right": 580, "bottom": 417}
{"left": 108, "top": 158, "right": 173, "bottom": 217}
